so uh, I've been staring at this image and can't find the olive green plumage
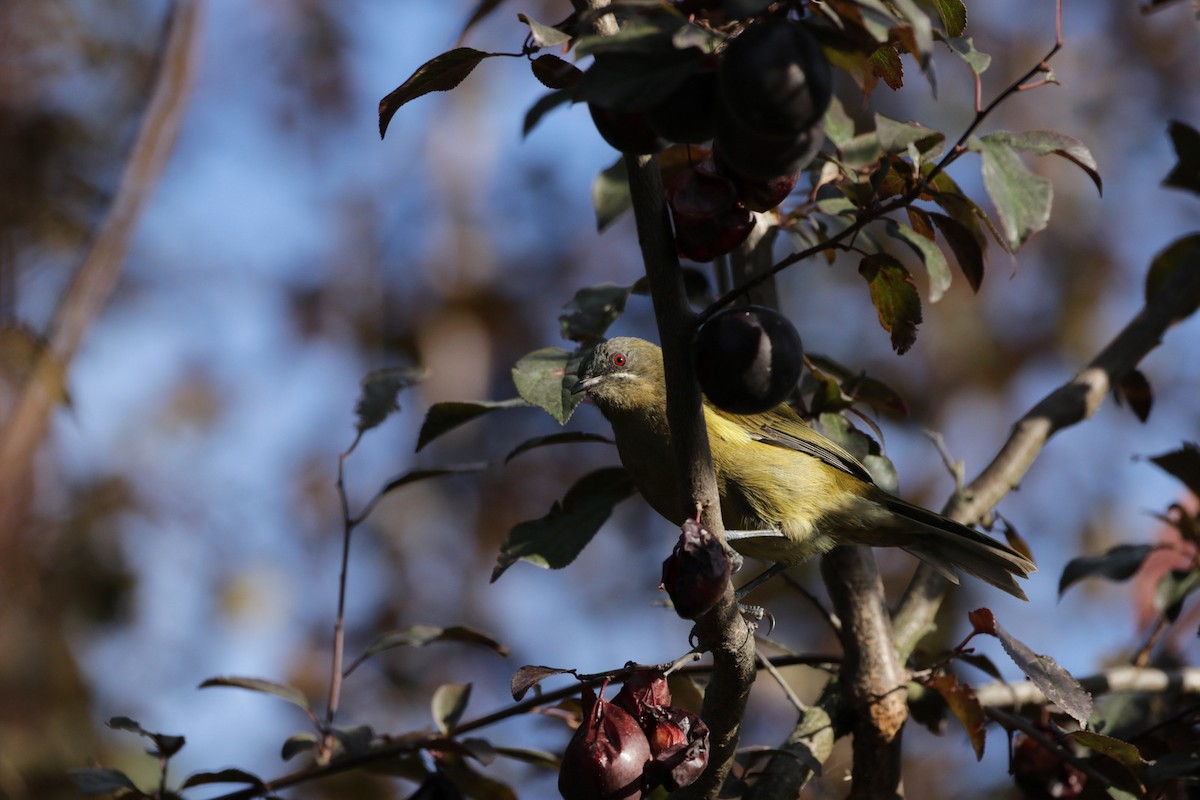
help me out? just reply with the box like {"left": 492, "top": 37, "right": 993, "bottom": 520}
{"left": 574, "top": 337, "right": 1036, "bottom": 599}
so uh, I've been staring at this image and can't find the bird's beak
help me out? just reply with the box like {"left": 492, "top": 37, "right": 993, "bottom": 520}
{"left": 571, "top": 375, "right": 600, "bottom": 395}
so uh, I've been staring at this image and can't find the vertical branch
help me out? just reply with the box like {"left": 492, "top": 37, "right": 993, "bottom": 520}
{"left": 0, "top": 0, "right": 203, "bottom": 545}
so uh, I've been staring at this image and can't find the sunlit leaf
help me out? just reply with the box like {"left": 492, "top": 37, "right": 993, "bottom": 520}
{"left": 512, "top": 348, "right": 585, "bottom": 424}
{"left": 1164, "top": 119, "right": 1200, "bottom": 195}
{"left": 282, "top": 733, "right": 318, "bottom": 761}
{"left": 876, "top": 114, "right": 943, "bottom": 156}
{"left": 433, "top": 683, "right": 472, "bottom": 734}
{"left": 593, "top": 157, "right": 631, "bottom": 232}
{"left": 1068, "top": 731, "right": 1147, "bottom": 767}
{"left": 518, "top": 13, "right": 572, "bottom": 48}
{"left": 859, "top": 253, "right": 922, "bottom": 354}
{"left": 504, "top": 432, "right": 614, "bottom": 464}
{"left": 492, "top": 468, "right": 636, "bottom": 581}
{"left": 870, "top": 44, "right": 903, "bottom": 89}
{"left": 1058, "top": 544, "right": 1157, "bottom": 597}
{"left": 986, "top": 130, "right": 1102, "bottom": 196}
{"left": 930, "top": 0, "right": 967, "bottom": 36}
{"left": 1145, "top": 442, "right": 1200, "bottom": 499}
{"left": 511, "top": 665, "right": 575, "bottom": 701}
{"left": 942, "top": 34, "right": 990, "bottom": 74}
{"left": 379, "top": 48, "right": 499, "bottom": 138}
{"left": 198, "top": 677, "right": 312, "bottom": 712}
{"left": 926, "top": 674, "right": 985, "bottom": 759}
{"left": 972, "top": 134, "right": 1052, "bottom": 252}
{"left": 354, "top": 367, "right": 425, "bottom": 434}
{"left": 416, "top": 399, "right": 528, "bottom": 452}
{"left": 885, "top": 219, "right": 952, "bottom": 301}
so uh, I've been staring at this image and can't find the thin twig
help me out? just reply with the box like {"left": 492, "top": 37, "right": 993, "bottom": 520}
{"left": 756, "top": 649, "right": 809, "bottom": 716}
{"left": 323, "top": 431, "right": 363, "bottom": 748}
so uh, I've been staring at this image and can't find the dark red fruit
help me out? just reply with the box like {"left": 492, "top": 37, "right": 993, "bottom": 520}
{"left": 693, "top": 305, "right": 804, "bottom": 414}
{"left": 559, "top": 684, "right": 651, "bottom": 800}
{"left": 643, "top": 707, "right": 710, "bottom": 791}
{"left": 613, "top": 671, "right": 671, "bottom": 723}
{"left": 713, "top": 112, "right": 824, "bottom": 182}
{"left": 714, "top": 149, "right": 800, "bottom": 211}
{"left": 661, "top": 519, "right": 731, "bottom": 619}
{"left": 718, "top": 17, "right": 833, "bottom": 135}
{"left": 644, "top": 58, "right": 719, "bottom": 144}
{"left": 666, "top": 163, "right": 754, "bottom": 262}
{"left": 589, "top": 103, "right": 666, "bottom": 155}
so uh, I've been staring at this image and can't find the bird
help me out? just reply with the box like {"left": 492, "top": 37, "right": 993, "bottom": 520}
{"left": 572, "top": 336, "right": 1036, "bottom": 599}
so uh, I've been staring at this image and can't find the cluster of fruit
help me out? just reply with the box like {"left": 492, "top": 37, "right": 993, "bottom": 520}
{"left": 559, "top": 671, "right": 709, "bottom": 799}
{"left": 589, "top": 15, "right": 832, "bottom": 261}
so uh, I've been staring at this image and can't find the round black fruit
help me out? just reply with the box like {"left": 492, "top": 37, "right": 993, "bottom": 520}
{"left": 694, "top": 306, "right": 804, "bottom": 414}
{"left": 589, "top": 103, "right": 667, "bottom": 155}
{"left": 644, "top": 58, "right": 719, "bottom": 144}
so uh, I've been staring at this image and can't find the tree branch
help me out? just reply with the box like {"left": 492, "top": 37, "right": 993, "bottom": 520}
{"left": 971, "top": 666, "right": 1200, "bottom": 709}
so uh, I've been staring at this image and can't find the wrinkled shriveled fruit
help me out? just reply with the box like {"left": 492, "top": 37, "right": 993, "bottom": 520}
{"left": 661, "top": 519, "right": 731, "bottom": 618}
{"left": 666, "top": 163, "right": 754, "bottom": 262}
{"left": 558, "top": 684, "right": 651, "bottom": 800}
{"left": 694, "top": 305, "right": 804, "bottom": 414}
{"left": 643, "top": 707, "right": 710, "bottom": 791}
{"left": 613, "top": 671, "right": 671, "bottom": 723}
{"left": 589, "top": 103, "right": 666, "bottom": 155}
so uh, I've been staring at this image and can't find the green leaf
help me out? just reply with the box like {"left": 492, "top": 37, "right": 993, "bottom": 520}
{"left": 354, "top": 367, "right": 425, "bottom": 434}
{"left": 415, "top": 399, "right": 528, "bottom": 452}
{"left": 928, "top": 211, "right": 984, "bottom": 292}
{"left": 332, "top": 725, "right": 375, "bottom": 756}
{"left": 1067, "top": 731, "right": 1148, "bottom": 767}
{"left": 379, "top": 49, "right": 498, "bottom": 138}
{"left": 180, "top": 769, "right": 265, "bottom": 789}
{"left": 432, "top": 682, "right": 472, "bottom": 734}
{"left": 504, "top": 432, "right": 614, "bottom": 464}
{"left": 345, "top": 624, "right": 509, "bottom": 677}
{"left": 1145, "top": 442, "right": 1200, "bottom": 499}
{"left": 889, "top": 0, "right": 935, "bottom": 84}
{"left": 593, "top": 157, "right": 631, "bottom": 232}
{"left": 885, "top": 219, "right": 952, "bottom": 302}
{"left": 523, "top": 88, "right": 575, "bottom": 137}
{"left": 972, "top": 134, "right": 1052, "bottom": 252}
{"left": 1058, "top": 544, "right": 1157, "bottom": 598}
{"left": 986, "top": 130, "right": 1102, "bottom": 196}
{"left": 875, "top": 114, "right": 944, "bottom": 156}
{"left": 929, "top": 0, "right": 967, "bottom": 36}
{"left": 986, "top": 617, "right": 1094, "bottom": 728}
{"left": 281, "top": 733, "right": 319, "bottom": 761}
{"left": 512, "top": 348, "right": 584, "bottom": 425}
{"left": 1164, "top": 120, "right": 1200, "bottom": 195}
{"left": 1144, "top": 233, "right": 1200, "bottom": 320}
{"left": 870, "top": 44, "right": 903, "bottom": 90}
{"left": 926, "top": 674, "right": 985, "bottom": 759}
{"left": 943, "top": 35, "right": 991, "bottom": 74}
{"left": 198, "top": 676, "right": 312, "bottom": 712}
{"left": 560, "top": 284, "right": 632, "bottom": 343}
{"left": 859, "top": 253, "right": 923, "bottom": 354}
{"left": 376, "top": 464, "right": 488, "bottom": 500}
{"left": 491, "top": 468, "right": 636, "bottom": 581}
{"left": 69, "top": 769, "right": 141, "bottom": 797}
{"left": 518, "top": 13, "right": 572, "bottom": 48}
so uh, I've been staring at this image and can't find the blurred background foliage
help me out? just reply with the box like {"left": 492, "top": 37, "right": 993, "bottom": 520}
{"left": 0, "top": 1, "right": 1198, "bottom": 798}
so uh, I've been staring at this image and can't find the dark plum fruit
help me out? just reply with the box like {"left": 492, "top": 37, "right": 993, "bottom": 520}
{"left": 644, "top": 58, "right": 719, "bottom": 145}
{"left": 693, "top": 305, "right": 803, "bottom": 414}
{"left": 559, "top": 685, "right": 651, "bottom": 800}
{"left": 718, "top": 17, "right": 832, "bottom": 135}
{"left": 589, "top": 103, "right": 667, "bottom": 155}
{"left": 666, "top": 163, "right": 754, "bottom": 262}
{"left": 714, "top": 148, "right": 800, "bottom": 211}
{"left": 713, "top": 111, "right": 824, "bottom": 182}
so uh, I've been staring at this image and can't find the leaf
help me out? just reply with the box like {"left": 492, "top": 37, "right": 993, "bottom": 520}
{"left": 1058, "top": 544, "right": 1157, "bottom": 597}
{"left": 930, "top": 0, "right": 967, "bottom": 36}
{"left": 198, "top": 676, "right": 312, "bottom": 712}
{"left": 575, "top": 45, "right": 700, "bottom": 113}
{"left": 354, "top": 367, "right": 425, "bottom": 434}
{"left": 885, "top": 219, "right": 952, "bottom": 302}
{"left": 379, "top": 48, "right": 498, "bottom": 138}
{"left": 559, "top": 284, "right": 632, "bottom": 343}
{"left": 69, "top": 769, "right": 141, "bottom": 796}
{"left": 345, "top": 624, "right": 509, "bottom": 676}
{"left": 926, "top": 674, "right": 985, "bottom": 759}
{"left": 985, "top": 130, "right": 1102, "bottom": 196}
{"left": 983, "top": 615, "right": 1094, "bottom": 728}
{"left": 928, "top": 211, "right": 984, "bottom": 292}
{"left": 1144, "top": 233, "right": 1200, "bottom": 320}
{"left": 415, "top": 399, "right": 528, "bottom": 452}
{"left": 493, "top": 746, "right": 561, "bottom": 770}
{"left": 630, "top": 266, "right": 713, "bottom": 307}
{"left": 433, "top": 683, "right": 472, "bottom": 734}
{"left": 511, "top": 665, "right": 575, "bottom": 700}
{"left": 972, "top": 134, "right": 1053, "bottom": 252}
{"left": 1156, "top": 568, "right": 1200, "bottom": 622}
{"left": 530, "top": 54, "right": 582, "bottom": 90}
{"left": 592, "top": 157, "right": 631, "bottom": 232}
{"left": 512, "top": 348, "right": 584, "bottom": 425}
{"left": 491, "top": 467, "right": 636, "bottom": 581}
{"left": 180, "top": 769, "right": 265, "bottom": 789}
{"left": 957, "top": 652, "right": 1004, "bottom": 681}
{"left": 859, "top": 253, "right": 923, "bottom": 354}
{"left": 332, "top": 725, "right": 375, "bottom": 756}
{"left": 523, "top": 88, "right": 575, "bottom": 137}
{"left": 875, "top": 114, "right": 944, "bottom": 157}
{"left": 870, "top": 44, "right": 903, "bottom": 89}
{"left": 1145, "top": 442, "right": 1200, "bottom": 499}
{"left": 281, "top": 733, "right": 319, "bottom": 761}
{"left": 1067, "top": 731, "right": 1147, "bottom": 768}
{"left": 106, "top": 717, "right": 185, "bottom": 758}
{"left": 504, "top": 432, "right": 614, "bottom": 464}
{"left": 942, "top": 34, "right": 991, "bottom": 74}
{"left": 518, "top": 13, "right": 572, "bottom": 48}
{"left": 375, "top": 464, "right": 488, "bottom": 504}
{"left": 1164, "top": 120, "right": 1200, "bottom": 195}
{"left": 1114, "top": 369, "right": 1153, "bottom": 422}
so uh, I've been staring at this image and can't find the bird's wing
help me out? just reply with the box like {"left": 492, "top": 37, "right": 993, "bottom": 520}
{"left": 721, "top": 406, "right": 877, "bottom": 485}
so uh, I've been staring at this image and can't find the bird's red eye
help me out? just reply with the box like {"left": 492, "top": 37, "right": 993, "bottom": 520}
{"left": 612, "top": 353, "right": 626, "bottom": 367}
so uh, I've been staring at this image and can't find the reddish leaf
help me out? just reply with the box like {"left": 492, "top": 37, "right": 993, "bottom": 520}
{"left": 511, "top": 665, "right": 575, "bottom": 701}
{"left": 927, "top": 674, "right": 986, "bottom": 759}
{"left": 859, "top": 253, "right": 923, "bottom": 354}
{"left": 380, "top": 48, "right": 497, "bottom": 138}
{"left": 967, "top": 608, "right": 997, "bottom": 636}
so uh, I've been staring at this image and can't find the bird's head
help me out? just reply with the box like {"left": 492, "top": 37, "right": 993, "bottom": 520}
{"left": 571, "top": 337, "right": 666, "bottom": 413}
